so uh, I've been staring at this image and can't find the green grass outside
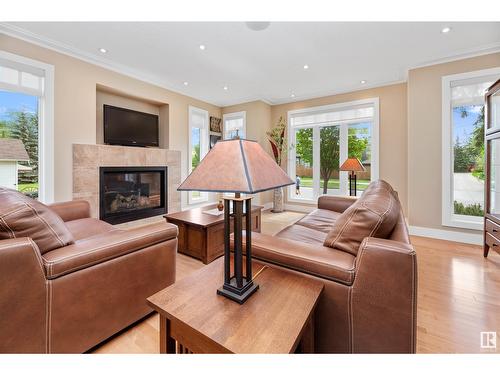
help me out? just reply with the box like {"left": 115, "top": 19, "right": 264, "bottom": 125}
{"left": 18, "top": 182, "right": 38, "bottom": 192}
{"left": 298, "top": 177, "right": 370, "bottom": 190}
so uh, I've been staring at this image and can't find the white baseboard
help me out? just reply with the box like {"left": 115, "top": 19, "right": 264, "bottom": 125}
{"left": 284, "top": 203, "right": 315, "bottom": 213}
{"left": 261, "top": 202, "right": 273, "bottom": 211}
{"left": 409, "top": 225, "right": 482, "bottom": 245}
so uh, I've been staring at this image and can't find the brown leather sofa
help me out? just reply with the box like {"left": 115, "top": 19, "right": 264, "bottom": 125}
{"left": 0, "top": 188, "right": 178, "bottom": 353}
{"left": 245, "top": 180, "right": 417, "bottom": 353}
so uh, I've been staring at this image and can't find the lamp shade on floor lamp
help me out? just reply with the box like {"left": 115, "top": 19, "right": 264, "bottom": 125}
{"left": 340, "top": 157, "right": 365, "bottom": 196}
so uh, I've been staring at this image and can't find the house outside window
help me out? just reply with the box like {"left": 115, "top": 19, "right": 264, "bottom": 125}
{"left": 0, "top": 51, "right": 54, "bottom": 203}
{"left": 441, "top": 68, "right": 500, "bottom": 230}
{"left": 288, "top": 98, "right": 379, "bottom": 203}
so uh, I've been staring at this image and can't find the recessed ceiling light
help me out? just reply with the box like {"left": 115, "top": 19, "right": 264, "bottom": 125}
{"left": 183, "top": 81, "right": 189, "bottom": 86}
{"left": 223, "top": 85, "right": 228, "bottom": 91}
{"left": 99, "top": 48, "right": 107, "bottom": 53}
{"left": 303, "top": 64, "right": 309, "bottom": 70}
{"left": 360, "top": 80, "right": 367, "bottom": 84}
{"left": 441, "top": 27, "right": 451, "bottom": 33}
{"left": 199, "top": 44, "right": 206, "bottom": 50}
{"left": 291, "top": 93, "right": 296, "bottom": 98}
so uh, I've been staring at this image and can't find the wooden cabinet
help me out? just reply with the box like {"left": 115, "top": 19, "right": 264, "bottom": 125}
{"left": 165, "top": 204, "right": 262, "bottom": 264}
{"left": 484, "top": 79, "right": 500, "bottom": 257}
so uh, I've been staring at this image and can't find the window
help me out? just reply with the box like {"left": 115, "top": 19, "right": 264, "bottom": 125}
{"left": 0, "top": 51, "right": 54, "bottom": 203}
{"left": 442, "top": 68, "right": 500, "bottom": 230}
{"left": 288, "top": 98, "right": 379, "bottom": 202}
{"left": 223, "top": 111, "right": 246, "bottom": 140}
{"left": 188, "top": 106, "right": 209, "bottom": 204}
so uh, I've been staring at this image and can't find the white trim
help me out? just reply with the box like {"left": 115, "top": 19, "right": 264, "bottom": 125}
{"left": 408, "top": 42, "right": 500, "bottom": 71}
{"left": 441, "top": 67, "right": 500, "bottom": 231}
{"left": 1, "top": 23, "right": 500, "bottom": 108}
{"left": 222, "top": 111, "right": 246, "bottom": 140}
{"left": 284, "top": 203, "right": 315, "bottom": 213}
{"left": 0, "top": 50, "right": 54, "bottom": 203}
{"left": 287, "top": 98, "right": 379, "bottom": 205}
{"left": 409, "top": 225, "right": 482, "bottom": 246}
{"left": 188, "top": 105, "right": 209, "bottom": 205}
{"left": 261, "top": 202, "right": 273, "bottom": 211}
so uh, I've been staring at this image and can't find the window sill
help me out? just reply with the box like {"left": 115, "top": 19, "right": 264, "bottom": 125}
{"left": 442, "top": 215, "right": 483, "bottom": 231}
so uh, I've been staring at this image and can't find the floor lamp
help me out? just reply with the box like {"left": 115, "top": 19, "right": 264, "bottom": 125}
{"left": 340, "top": 157, "right": 365, "bottom": 196}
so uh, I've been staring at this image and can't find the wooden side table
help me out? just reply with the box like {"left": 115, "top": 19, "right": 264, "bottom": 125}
{"left": 147, "top": 257, "right": 324, "bottom": 354}
{"left": 164, "top": 204, "right": 262, "bottom": 264}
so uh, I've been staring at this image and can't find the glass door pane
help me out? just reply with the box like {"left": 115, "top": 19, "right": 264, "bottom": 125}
{"left": 488, "top": 138, "right": 500, "bottom": 218}
{"left": 348, "top": 122, "right": 372, "bottom": 195}
{"left": 320, "top": 125, "right": 340, "bottom": 195}
{"left": 488, "top": 88, "right": 500, "bottom": 131}
{"left": 294, "top": 127, "right": 313, "bottom": 200}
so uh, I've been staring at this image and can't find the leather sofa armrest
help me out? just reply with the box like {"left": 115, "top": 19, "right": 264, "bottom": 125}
{"left": 0, "top": 238, "right": 48, "bottom": 353}
{"left": 351, "top": 237, "right": 417, "bottom": 353}
{"left": 317, "top": 195, "right": 357, "bottom": 213}
{"left": 43, "top": 222, "right": 178, "bottom": 279}
{"left": 48, "top": 200, "right": 91, "bottom": 222}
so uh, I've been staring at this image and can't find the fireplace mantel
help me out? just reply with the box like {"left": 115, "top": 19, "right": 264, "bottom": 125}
{"left": 73, "top": 144, "right": 181, "bottom": 219}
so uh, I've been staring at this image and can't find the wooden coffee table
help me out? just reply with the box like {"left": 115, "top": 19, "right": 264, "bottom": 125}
{"left": 147, "top": 257, "right": 324, "bottom": 354}
{"left": 164, "top": 203, "right": 262, "bottom": 264}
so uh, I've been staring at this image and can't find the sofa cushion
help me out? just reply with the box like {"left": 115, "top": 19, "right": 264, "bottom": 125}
{"left": 0, "top": 188, "right": 74, "bottom": 254}
{"left": 249, "top": 232, "right": 356, "bottom": 285}
{"left": 277, "top": 223, "right": 327, "bottom": 245}
{"left": 323, "top": 180, "right": 400, "bottom": 256}
{"left": 65, "top": 218, "right": 115, "bottom": 241}
{"left": 43, "top": 222, "right": 178, "bottom": 279}
{"left": 295, "top": 208, "right": 341, "bottom": 233}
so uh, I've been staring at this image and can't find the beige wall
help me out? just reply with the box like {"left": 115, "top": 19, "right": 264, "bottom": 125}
{"left": 271, "top": 83, "right": 409, "bottom": 213}
{"left": 0, "top": 34, "right": 221, "bottom": 205}
{"left": 222, "top": 100, "right": 274, "bottom": 204}
{"left": 407, "top": 52, "right": 500, "bottom": 232}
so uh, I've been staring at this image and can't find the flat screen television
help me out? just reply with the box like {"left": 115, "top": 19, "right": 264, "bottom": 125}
{"left": 103, "top": 105, "right": 159, "bottom": 147}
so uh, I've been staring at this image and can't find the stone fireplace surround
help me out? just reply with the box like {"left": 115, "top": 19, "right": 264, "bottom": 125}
{"left": 73, "top": 144, "right": 181, "bottom": 219}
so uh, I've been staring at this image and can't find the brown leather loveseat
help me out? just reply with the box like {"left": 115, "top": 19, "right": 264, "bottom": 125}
{"left": 0, "top": 187, "right": 178, "bottom": 353}
{"left": 246, "top": 180, "right": 417, "bottom": 353}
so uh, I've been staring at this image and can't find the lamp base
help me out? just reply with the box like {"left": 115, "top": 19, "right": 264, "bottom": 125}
{"left": 217, "top": 277, "right": 259, "bottom": 304}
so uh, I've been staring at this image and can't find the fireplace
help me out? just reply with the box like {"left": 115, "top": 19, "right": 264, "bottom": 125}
{"left": 99, "top": 166, "right": 167, "bottom": 224}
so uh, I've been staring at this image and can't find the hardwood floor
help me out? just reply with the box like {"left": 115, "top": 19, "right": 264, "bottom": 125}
{"left": 91, "top": 210, "right": 500, "bottom": 354}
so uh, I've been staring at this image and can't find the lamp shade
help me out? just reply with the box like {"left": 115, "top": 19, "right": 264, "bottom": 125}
{"left": 339, "top": 157, "right": 365, "bottom": 172}
{"left": 178, "top": 139, "right": 294, "bottom": 194}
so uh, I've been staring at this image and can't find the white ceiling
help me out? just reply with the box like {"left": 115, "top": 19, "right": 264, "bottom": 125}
{"left": 2, "top": 22, "right": 500, "bottom": 107}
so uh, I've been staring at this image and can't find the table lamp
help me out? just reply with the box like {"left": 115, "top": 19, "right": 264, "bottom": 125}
{"left": 178, "top": 139, "right": 294, "bottom": 304}
{"left": 339, "top": 157, "right": 365, "bottom": 196}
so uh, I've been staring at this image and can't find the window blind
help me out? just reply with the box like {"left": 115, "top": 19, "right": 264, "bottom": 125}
{"left": 0, "top": 57, "right": 45, "bottom": 96}
{"left": 290, "top": 105, "right": 374, "bottom": 127}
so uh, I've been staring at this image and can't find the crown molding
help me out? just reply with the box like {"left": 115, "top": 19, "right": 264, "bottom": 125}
{"left": 1, "top": 22, "right": 499, "bottom": 109}
{"left": 0, "top": 22, "right": 224, "bottom": 107}
{"left": 269, "top": 79, "right": 408, "bottom": 105}
{"left": 408, "top": 42, "right": 500, "bottom": 71}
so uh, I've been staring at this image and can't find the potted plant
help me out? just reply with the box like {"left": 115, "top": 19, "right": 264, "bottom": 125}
{"left": 266, "top": 116, "right": 287, "bottom": 212}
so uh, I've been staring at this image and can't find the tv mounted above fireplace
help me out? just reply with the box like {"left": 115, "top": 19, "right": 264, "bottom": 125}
{"left": 104, "top": 105, "right": 159, "bottom": 147}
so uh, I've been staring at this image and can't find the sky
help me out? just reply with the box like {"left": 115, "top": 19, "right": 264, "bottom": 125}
{"left": 453, "top": 105, "right": 482, "bottom": 144}
{"left": 0, "top": 90, "right": 38, "bottom": 121}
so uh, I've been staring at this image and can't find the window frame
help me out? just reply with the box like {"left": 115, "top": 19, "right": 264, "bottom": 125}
{"left": 222, "top": 111, "right": 246, "bottom": 140}
{"left": 441, "top": 67, "right": 500, "bottom": 231}
{"left": 188, "top": 105, "right": 209, "bottom": 205}
{"left": 0, "top": 50, "right": 54, "bottom": 203}
{"left": 287, "top": 98, "right": 379, "bottom": 204}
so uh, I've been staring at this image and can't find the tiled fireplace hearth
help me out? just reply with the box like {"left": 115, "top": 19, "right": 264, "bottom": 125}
{"left": 73, "top": 144, "right": 181, "bottom": 220}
